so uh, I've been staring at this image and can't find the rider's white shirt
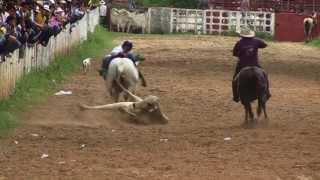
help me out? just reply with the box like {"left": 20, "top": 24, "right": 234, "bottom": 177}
{"left": 110, "top": 45, "right": 123, "bottom": 56}
{"left": 107, "top": 45, "right": 139, "bottom": 65}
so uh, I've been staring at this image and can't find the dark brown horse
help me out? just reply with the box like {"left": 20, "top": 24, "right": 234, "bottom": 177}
{"left": 235, "top": 66, "right": 270, "bottom": 124}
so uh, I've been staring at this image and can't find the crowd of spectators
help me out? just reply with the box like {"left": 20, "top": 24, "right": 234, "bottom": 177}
{"left": 0, "top": 0, "right": 93, "bottom": 61}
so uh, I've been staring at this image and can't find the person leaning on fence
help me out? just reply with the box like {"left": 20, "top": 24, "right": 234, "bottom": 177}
{"left": 99, "top": 0, "right": 107, "bottom": 27}
{"left": 232, "top": 27, "right": 271, "bottom": 102}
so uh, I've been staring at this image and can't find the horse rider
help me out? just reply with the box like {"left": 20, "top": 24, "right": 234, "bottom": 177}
{"left": 232, "top": 26, "right": 271, "bottom": 102}
{"left": 99, "top": 40, "right": 146, "bottom": 86}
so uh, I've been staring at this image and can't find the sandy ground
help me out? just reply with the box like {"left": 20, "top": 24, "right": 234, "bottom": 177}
{"left": 0, "top": 35, "right": 320, "bottom": 180}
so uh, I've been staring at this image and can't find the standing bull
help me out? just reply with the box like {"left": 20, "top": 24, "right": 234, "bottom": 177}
{"left": 111, "top": 8, "right": 133, "bottom": 32}
{"left": 128, "top": 11, "right": 148, "bottom": 34}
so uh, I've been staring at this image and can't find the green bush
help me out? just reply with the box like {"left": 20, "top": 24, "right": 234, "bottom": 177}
{"left": 221, "top": 30, "right": 239, "bottom": 37}
{"left": 139, "top": 0, "right": 198, "bottom": 8}
{"left": 255, "top": 32, "right": 274, "bottom": 41}
{"left": 307, "top": 39, "right": 320, "bottom": 46}
{"left": 220, "top": 30, "right": 273, "bottom": 41}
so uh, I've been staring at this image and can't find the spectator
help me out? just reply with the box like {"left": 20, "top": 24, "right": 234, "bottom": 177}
{"left": 0, "top": 0, "right": 91, "bottom": 58}
{"left": 99, "top": 0, "right": 106, "bottom": 27}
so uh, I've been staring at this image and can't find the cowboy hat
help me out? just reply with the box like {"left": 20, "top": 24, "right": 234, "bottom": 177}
{"left": 239, "top": 26, "right": 255, "bottom": 38}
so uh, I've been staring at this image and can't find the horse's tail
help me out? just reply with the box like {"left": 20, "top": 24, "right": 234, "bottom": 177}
{"left": 112, "top": 62, "right": 124, "bottom": 88}
{"left": 252, "top": 68, "right": 269, "bottom": 116}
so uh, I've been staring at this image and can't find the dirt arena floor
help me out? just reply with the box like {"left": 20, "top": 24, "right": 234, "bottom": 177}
{"left": 0, "top": 35, "right": 320, "bottom": 180}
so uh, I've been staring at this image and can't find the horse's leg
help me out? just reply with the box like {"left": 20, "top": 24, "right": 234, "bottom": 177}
{"left": 123, "top": 90, "right": 129, "bottom": 101}
{"left": 262, "top": 101, "right": 268, "bottom": 119}
{"left": 257, "top": 99, "right": 262, "bottom": 118}
{"left": 110, "top": 80, "right": 120, "bottom": 102}
{"left": 244, "top": 104, "right": 249, "bottom": 125}
{"left": 248, "top": 103, "right": 254, "bottom": 123}
{"left": 114, "top": 92, "right": 120, "bottom": 102}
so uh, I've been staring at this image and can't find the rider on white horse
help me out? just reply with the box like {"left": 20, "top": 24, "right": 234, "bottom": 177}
{"left": 99, "top": 40, "right": 146, "bottom": 86}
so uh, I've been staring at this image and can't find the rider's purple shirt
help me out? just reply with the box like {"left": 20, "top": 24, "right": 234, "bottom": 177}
{"left": 233, "top": 37, "right": 267, "bottom": 67}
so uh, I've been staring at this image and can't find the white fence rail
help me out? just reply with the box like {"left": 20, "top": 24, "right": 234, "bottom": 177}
{"left": 204, "top": 10, "right": 275, "bottom": 35}
{"left": 148, "top": 8, "right": 275, "bottom": 35}
{"left": 0, "top": 8, "right": 100, "bottom": 101}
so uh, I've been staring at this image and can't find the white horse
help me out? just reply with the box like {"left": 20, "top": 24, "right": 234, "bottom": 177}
{"left": 106, "top": 57, "right": 140, "bottom": 102}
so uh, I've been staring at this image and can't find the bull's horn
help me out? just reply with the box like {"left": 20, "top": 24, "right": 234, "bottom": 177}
{"left": 158, "top": 107, "right": 170, "bottom": 122}
{"left": 151, "top": 104, "right": 169, "bottom": 122}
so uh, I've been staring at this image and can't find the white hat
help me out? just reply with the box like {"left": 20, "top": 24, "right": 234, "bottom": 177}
{"left": 36, "top": 0, "right": 43, "bottom": 6}
{"left": 35, "top": 5, "right": 40, "bottom": 12}
{"left": 100, "top": 0, "right": 105, "bottom": 5}
{"left": 55, "top": 7, "right": 64, "bottom": 13}
{"left": 49, "top": 0, "right": 55, "bottom": 4}
{"left": 239, "top": 26, "right": 255, "bottom": 38}
{"left": 59, "top": 0, "right": 66, "bottom": 3}
{"left": 43, "top": 4, "right": 50, "bottom": 12}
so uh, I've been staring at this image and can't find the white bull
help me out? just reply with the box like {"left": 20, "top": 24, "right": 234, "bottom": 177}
{"left": 80, "top": 80, "right": 169, "bottom": 124}
{"left": 106, "top": 57, "right": 140, "bottom": 102}
{"left": 128, "top": 12, "right": 148, "bottom": 34}
{"left": 111, "top": 8, "right": 133, "bottom": 32}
